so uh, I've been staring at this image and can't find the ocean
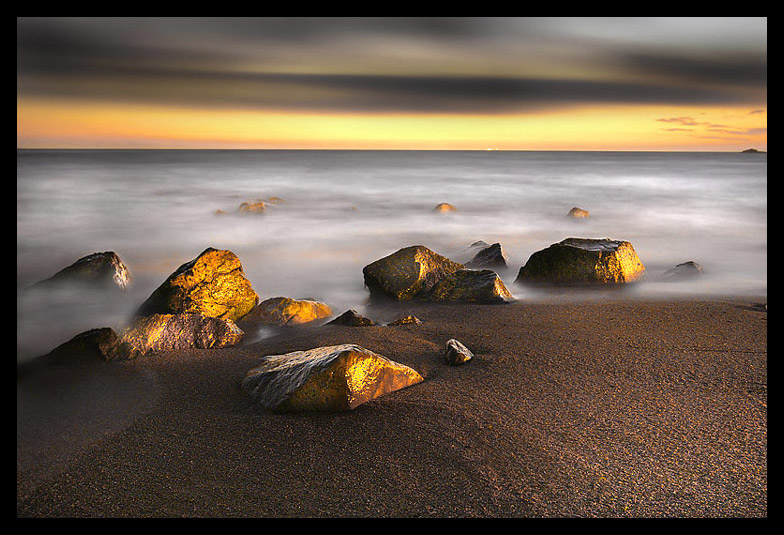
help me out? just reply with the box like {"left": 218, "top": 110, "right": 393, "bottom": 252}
{"left": 17, "top": 149, "right": 767, "bottom": 362}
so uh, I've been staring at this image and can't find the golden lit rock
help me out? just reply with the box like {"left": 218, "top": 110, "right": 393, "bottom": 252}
{"left": 433, "top": 202, "right": 457, "bottom": 213}
{"left": 363, "top": 245, "right": 464, "bottom": 300}
{"left": 242, "top": 344, "right": 424, "bottom": 412}
{"left": 516, "top": 237, "right": 645, "bottom": 285}
{"left": 239, "top": 201, "right": 266, "bottom": 213}
{"left": 105, "top": 313, "right": 245, "bottom": 361}
{"left": 242, "top": 297, "right": 333, "bottom": 326}
{"left": 567, "top": 207, "right": 590, "bottom": 218}
{"left": 136, "top": 248, "right": 259, "bottom": 323}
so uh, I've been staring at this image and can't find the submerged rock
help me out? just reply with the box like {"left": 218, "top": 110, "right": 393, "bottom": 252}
{"left": 465, "top": 242, "right": 509, "bottom": 270}
{"left": 433, "top": 202, "right": 457, "bottom": 213}
{"left": 428, "top": 269, "right": 513, "bottom": 303}
{"left": 241, "top": 297, "right": 333, "bottom": 326}
{"left": 444, "top": 339, "right": 473, "bottom": 366}
{"left": 239, "top": 201, "right": 266, "bottom": 213}
{"left": 326, "top": 309, "right": 377, "bottom": 326}
{"left": 515, "top": 237, "right": 645, "bottom": 285}
{"left": 28, "top": 251, "right": 131, "bottom": 291}
{"left": 241, "top": 344, "right": 424, "bottom": 412}
{"left": 662, "top": 261, "right": 704, "bottom": 281}
{"left": 567, "top": 207, "right": 590, "bottom": 218}
{"left": 105, "top": 313, "right": 245, "bottom": 361}
{"left": 136, "top": 248, "right": 259, "bottom": 323}
{"left": 363, "top": 245, "right": 464, "bottom": 300}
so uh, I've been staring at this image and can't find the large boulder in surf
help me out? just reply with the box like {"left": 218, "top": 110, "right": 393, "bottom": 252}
{"left": 27, "top": 251, "right": 131, "bottom": 291}
{"left": 362, "top": 245, "right": 464, "bottom": 300}
{"left": 240, "top": 297, "right": 333, "bottom": 326}
{"left": 241, "top": 344, "right": 424, "bottom": 412}
{"left": 136, "top": 248, "right": 258, "bottom": 323}
{"left": 105, "top": 313, "right": 245, "bottom": 361}
{"left": 515, "top": 237, "right": 645, "bottom": 285}
{"left": 465, "top": 242, "right": 509, "bottom": 270}
{"left": 428, "top": 269, "right": 513, "bottom": 303}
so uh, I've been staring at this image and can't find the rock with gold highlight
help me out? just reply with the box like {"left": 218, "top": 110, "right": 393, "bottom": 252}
{"left": 445, "top": 339, "right": 473, "bottom": 366}
{"left": 363, "top": 245, "right": 464, "bottom": 300}
{"left": 136, "top": 248, "right": 259, "bottom": 323}
{"left": 567, "top": 207, "right": 590, "bottom": 218}
{"left": 241, "top": 297, "right": 333, "bottom": 326}
{"left": 428, "top": 269, "right": 513, "bottom": 303}
{"left": 242, "top": 344, "right": 424, "bottom": 412}
{"left": 433, "top": 202, "right": 457, "bottom": 213}
{"left": 105, "top": 313, "right": 245, "bottom": 361}
{"left": 515, "top": 237, "right": 645, "bottom": 285}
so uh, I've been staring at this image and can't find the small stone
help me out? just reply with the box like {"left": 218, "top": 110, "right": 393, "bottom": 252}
{"left": 325, "top": 309, "right": 377, "bottom": 326}
{"left": 444, "top": 339, "right": 473, "bottom": 366}
{"left": 387, "top": 315, "right": 422, "bottom": 325}
{"left": 567, "top": 207, "right": 590, "bottom": 218}
{"left": 433, "top": 202, "right": 457, "bottom": 213}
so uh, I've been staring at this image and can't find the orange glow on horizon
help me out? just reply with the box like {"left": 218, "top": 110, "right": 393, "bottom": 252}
{"left": 17, "top": 96, "right": 767, "bottom": 152}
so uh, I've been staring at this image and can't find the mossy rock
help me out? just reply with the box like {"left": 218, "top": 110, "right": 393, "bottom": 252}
{"left": 242, "top": 344, "right": 424, "bottom": 412}
{"left": 362, "top": 245, "right": 464, "bottom": 300}
{"left": 515, "top": 238, "right": 645, "bottom": 285}
{"left": 136, "top": 248, "right": 259, "bottom": 322}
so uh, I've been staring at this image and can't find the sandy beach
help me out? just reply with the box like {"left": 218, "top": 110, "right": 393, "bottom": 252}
{"left": 17, "top": 295, "right": 767, "bottom": 518}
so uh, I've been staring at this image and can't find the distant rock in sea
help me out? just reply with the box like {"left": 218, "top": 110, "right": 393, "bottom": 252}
{"left": 567, "top": 207, "right": 590, "bottom": 218}
{"left": 662, "top": 261, "right": 704, "bottom": 281}
{"left": 433, "top": 202, "right": 457, "bottom": 213}
{"left": 465, "top": 242, "right": 509, "bottom": 270}
{"left": 27, "top": 251, "right": 131, "bottom": 292}
{"left": 741, "top": 148, "right": 765, "bottom": 153}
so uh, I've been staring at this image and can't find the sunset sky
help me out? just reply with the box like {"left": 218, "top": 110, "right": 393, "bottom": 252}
{"left": 17, "top": 17, "right": 767, "bottom": 151}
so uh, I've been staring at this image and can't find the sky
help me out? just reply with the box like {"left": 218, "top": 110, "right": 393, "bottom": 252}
{"left": 17, "top": 17, "right": 767, "bottom": 151}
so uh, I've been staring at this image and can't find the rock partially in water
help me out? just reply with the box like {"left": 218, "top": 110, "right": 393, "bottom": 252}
{"left": 241, "top": 297, "right": 333, "bottom": 326}
{"left": 465, "top": 242, "right": 509, "bottom": 270}
{"left": 662, "top": 261, "right": 704, "bottom": 281}
{"left": 433, "top": 202, "right": 457, "bottom": 213}
{"left": 567, "top": 207, "right": 590, "bottom": 218}
{"left": 239, "top": 201, "right": 266, "bottom": 213}
{"left": 241, "top": 344, "right": 424, "bottom": 412}
{"left": 105, "top": 313, "right": 246, "bottom": 361}
{"left": 325, "top": 309, "right": 377, "bottom": 326}
{"left": 27, "top": 251, "right": 131, "bottom": 291}
{"left": 444, "top": 339, "right": 473, "bottom": 366}
{"left": 136, "top": 248, "right": 259, "bottom": 323}
{"left": 429, "top": 269, "right": 513, "bottom": 303}
{"left": 363, "top": 245, "right": 464, "bottom": 301}
{"left": 515, "top": 237, "right": 645, "bottom": 285}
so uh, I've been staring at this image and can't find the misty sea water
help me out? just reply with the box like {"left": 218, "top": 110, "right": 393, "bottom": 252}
{"left": 16, "top": 149, "right": 767, "bottom": 362}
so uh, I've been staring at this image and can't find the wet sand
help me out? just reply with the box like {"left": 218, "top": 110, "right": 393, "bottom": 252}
{"left": 16, "top": 296, "right": 767, "bottom": 517}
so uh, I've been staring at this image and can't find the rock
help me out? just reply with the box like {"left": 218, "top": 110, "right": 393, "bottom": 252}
{"left": 469, "top": 240, "right": 490, "bottom": 249}
{"left": 387, "top": 315, "right": 422, "bottom": 325}
{"left": 240, "top": 297, "right": 333, "bottom": 326}
{"left": 326, "top": 309, "right": 377, "bottom": 326}
{"left": 567, "top": 207, "right": 590, "bottom": 218}
{"left": 239, "top": 201, "right": 266, "bottom": 213}
{"left": 18, "top": 327, "right": 121, "bottom": 376}
{"left": 105, "top": 313, "right": 245, "bottom": 361}
{"left": 465, "top": 242, "right": 508, "bottom": 270}
{"left": 515, "top": 237, "right": 645, "bottom": 285}
{"left": 433, "top": 202, "right": 457, "bottom": 213}
{"left": 444, "top": 339, "right": 473, "bottom": 366}
{"left": 28, "top": 251, "right": 131, "bottom": 291}
{"left": 241, "top": 344, "right": 424, "bottom": 412}
{"left": 662, "top": 261, "right": 703, "bottom": 281}
{"left": 362, "top": 245, "right": 464, "bottom": 300}
{"left": 741, "top": 148, "right": 765, "bottom": 153}
{"left": 428, "top": 269, "right": 513, "bottom": 303}
{"left": 136, "top": 248, "right": 259, "bottom": 323}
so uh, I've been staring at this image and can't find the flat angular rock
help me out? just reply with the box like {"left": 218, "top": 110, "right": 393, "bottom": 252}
{"left": 363, "top": 245, "right": 464, "bottom": 300}
{"left": 241, "top": 344, "right": 424, "bottom": 412}
{"left": 387, "top": 314, "right": 422, "bottom": 325}
{"left": 28, "top": 251, "right": 131, "bottom": 291}
{"left": 136, "top": 248, "right": 258, "bottom": 323}
{"left": 106, "top": 313, "right": 245, "bottom": 361}
{"left": 465, "top": 242, "right": 509, "bottom": 270}
{"left": 444, "top": 339, "right": 473, "bottom": 366}
{"left": 326, "top": 309, "right": 377, "bottom": 326}
{"left": 515, "top": 237, "right": 645, "bottom": 285}
{"left": 241, "top": 297, "right": 333, "bottom": 326}
{"left": 429, "top": 269, "right": 513, "bottom": 303}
